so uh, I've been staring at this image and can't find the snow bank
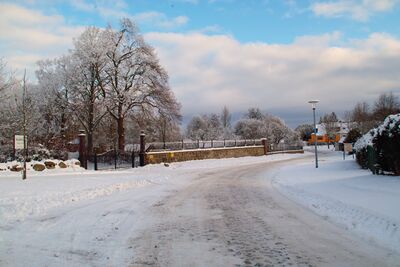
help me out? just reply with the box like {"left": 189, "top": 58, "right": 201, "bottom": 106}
{"left": 273, "top": 151, "right": 400, "bottom": 253}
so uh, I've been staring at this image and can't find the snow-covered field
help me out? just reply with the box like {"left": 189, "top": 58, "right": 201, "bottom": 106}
{"left": 273, "top": 147, "right": 400, "bottom": 254}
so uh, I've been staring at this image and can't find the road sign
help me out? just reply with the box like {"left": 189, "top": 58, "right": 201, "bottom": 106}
{"left": 14, "top": 135, "right": 27, "bottom": 150}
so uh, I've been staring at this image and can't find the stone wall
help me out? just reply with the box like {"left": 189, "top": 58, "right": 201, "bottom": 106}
{"left": 145, "top": 146, "right": 303, "bottom": 164}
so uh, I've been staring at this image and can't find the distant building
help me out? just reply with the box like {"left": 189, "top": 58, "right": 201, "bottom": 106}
{"left": 308, "top": 121, "right": 350, "bottom": 145}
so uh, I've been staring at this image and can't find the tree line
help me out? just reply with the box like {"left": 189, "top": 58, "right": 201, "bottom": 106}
{"left": 2, "top": 17, "right": 398, "bottom": 159}
{"left": 186, "top": 107, "right": 297, "bottom": 145}
{"left": 0, "top": 18, "right": 181, "bottom": 158}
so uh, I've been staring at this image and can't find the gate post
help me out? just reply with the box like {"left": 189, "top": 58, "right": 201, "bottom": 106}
{"left": 139, "top": 131, "right": 146, "bottom": 167}
{"left": 114, "top": 149, "right": 117, "bottom": 170}
{"left": 261, "top": 138, "right": 268, "bottom": 155}
{"left": 94, "top": 147, "right": 98, "bottom": 171}
{"left": 78, "top": 130, "right": 87, "bottom": 169}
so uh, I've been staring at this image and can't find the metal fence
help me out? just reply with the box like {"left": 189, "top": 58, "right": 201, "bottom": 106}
{"left": 143, "top": 139, "right": 303, "bottom": 153}
{"left": 89, "top": 150, "right": 140, "bottom": 170}
{"left": 268, "top": 142, "right": 303, "bottom": 152}
{"left": 146, "top": 139, "right": 264, "bottom": 152}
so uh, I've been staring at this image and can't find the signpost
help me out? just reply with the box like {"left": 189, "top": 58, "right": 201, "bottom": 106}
{"left": 14, "top": 134, "right": 28, "bottom": 179}
{"left": 14, "top": 135, "right": 27, "bottom": 150}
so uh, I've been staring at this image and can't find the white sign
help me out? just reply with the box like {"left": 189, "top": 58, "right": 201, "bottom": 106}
{"left": 344, "top": 143, "right": 353, "bottom": 153}
{"left": 14, "top": 135, "right": 27, "bottom": 150}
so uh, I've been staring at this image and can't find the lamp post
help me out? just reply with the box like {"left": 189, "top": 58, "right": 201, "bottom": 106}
{"left": 308, "top": 100, "right": 319, "bottom": 168}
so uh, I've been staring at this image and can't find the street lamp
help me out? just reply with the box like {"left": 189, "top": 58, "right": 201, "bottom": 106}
{"left": 308, "top": 100, "right": 319, "bottom": 168}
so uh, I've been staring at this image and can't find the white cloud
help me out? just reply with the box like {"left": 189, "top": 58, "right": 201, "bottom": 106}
{"left": 145, "top": 31, "right": 400, "bottom": 122}
{"left": 0, "top": 3, "right": 84, "bottom": 77}
{"left": 1, "top": 2, "right": 399, "bottom": 125}
{"left": 190, "top": 25, "right": 224, "bottom": 34}
{"left": 311, "top": 0, "right": 399, "bottom": 21}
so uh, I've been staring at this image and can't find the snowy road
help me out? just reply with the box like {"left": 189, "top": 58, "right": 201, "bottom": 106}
{"left": 1, "top": 154, "right": 400, "bottom": 266}
{"left": 130, "top": 158, "right": 399, "bottom": 267}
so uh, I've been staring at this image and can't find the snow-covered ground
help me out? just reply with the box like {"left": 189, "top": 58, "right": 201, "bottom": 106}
{"left": 0, "top": 154, "right": 303, "bottom": 225}
{"left": 1, "top": 149, "right": 400, "bottom": 265}
{"left": 273, "top": 147, "right": 400, "bottom": 254}
{"left": 0, "top": 154, "right": 303, "bottom": 266}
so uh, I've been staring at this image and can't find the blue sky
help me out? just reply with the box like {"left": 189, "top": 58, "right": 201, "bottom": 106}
{"left": 1, "top": 0, "right": 400, "bottom": 126}
{"left": 16, "top": 0, "right": 400, "bottom": 43}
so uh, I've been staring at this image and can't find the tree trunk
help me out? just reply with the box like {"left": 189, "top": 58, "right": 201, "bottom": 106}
{"left": 117, "top": 117, "right": 125, "bottom": 151}
{"left": 87, "top": 132, "right": 93, "bottom": 157}
{"left": 87, "top": 98, "right": 95, "bottom": 156}
{"left": 60, "top": 111, "right": 66, "bottom": 149}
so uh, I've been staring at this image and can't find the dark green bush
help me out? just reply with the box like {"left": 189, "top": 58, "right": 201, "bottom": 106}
{"left": 356, "top": 147, "right": 368, "bottom": 169}
{"left": 344, "top": 129, "right": 362, "bottom": 144}
{"left": 355, "top": 114, "right": 400, "bottom": 175}
{"left": 373, "top": 118, "right": 400, "bottom": 175}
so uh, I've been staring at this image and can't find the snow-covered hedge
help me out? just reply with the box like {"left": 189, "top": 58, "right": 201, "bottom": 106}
{"left": 354, "top": 114, "right": 400, "bottom": 175}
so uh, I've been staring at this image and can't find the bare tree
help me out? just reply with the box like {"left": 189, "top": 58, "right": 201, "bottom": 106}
{"left": 102, "top": 18, "right": 181, "bottom": 150}
{"left": 0, "top": 59, "right": 15, "bottom": 152}
{"left": 186, "top": 115, "right": 208, "bottom": 140}
{"left": 246, "top": 107, "right": 264, "bottom": 120}
{"left": 264, "top": 114, "right": 292, "bottom": 145}
{"left": 234, "top": 109, "right": 293, "bottom": 143}
{"left": 321, "top": 112, "right": 338, "bottom": 144}
{"left": 0, "top": 58, "right": 16, "bottom": 102}
{"left": 350, "top": 101, "right": 372, "bottom": 134}
{"left": 234, "top": 118, "right": 265, "bottom": 139}
{"left": 221, "top": 106, "right": 231, "bottom": 128}
{"left": 186, "top": 113, "right": 222, "bottom": 140}
{"left": 373, "top": 92, "right": 400, "bottom": 122}
{"left": 295, "top": 124, "right": 313, "bottom": 141}
{"left": 69, "top": 27, "right": 109, "bottom": 155}
{"left": 220, "top": 106, "right": 233, "bottom": 139}
{"left": 36, "top": 56, "right": 76, "bottom": 149}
